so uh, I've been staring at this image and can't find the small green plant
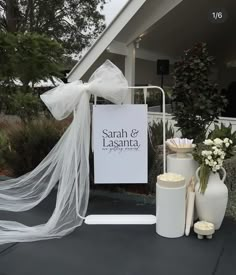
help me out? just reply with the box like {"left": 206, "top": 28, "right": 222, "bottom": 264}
{"left": 148, "top": 120, "right": 174, "bottom": 172}
{"left": 149, "top": 120, "right": 174, "bottom": 149}
{"left": 147, "top": 120, "right": 174, "bottom": 193}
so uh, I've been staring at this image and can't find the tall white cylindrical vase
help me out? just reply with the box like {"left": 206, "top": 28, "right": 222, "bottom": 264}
{"left": 167, "top": 153, "right": 198, "bottom": 185}
{"left": 156, "top": 174, "right": 186, "bottom": 238}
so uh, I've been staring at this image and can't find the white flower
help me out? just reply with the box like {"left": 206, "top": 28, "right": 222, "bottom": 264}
{"left": 205, "top": 159, "right": 209, "bottom": 165}
{"left": 217, "top": 158, "right": 223, "bottom": 165}
{"left": 209, "top": 160, "right": 214, "bottom": 167}
{"left": 212, "top": 167, "right": 217, "bottom": 172}
{"left": 229, "top": 139, "right": 233, "bottom": 144}
{"left": 213, "top": 138, "right": 223, "bottom": 146}
{"left": 201, "top": 134, "right": 230, "bottom": 170}
{"left": 224, "top": 138, "right": 229, "bottom": 143}
{"left": 204, "top": 139, "right": 213, "bottom": 145}
{"left": 202, "top": 150, "right": 212, "bottom": 156}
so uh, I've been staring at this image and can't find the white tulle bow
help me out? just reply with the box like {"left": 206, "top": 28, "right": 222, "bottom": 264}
{"left": 41, "top": 60, "right": 128, "bottom": 120}
{"left": 0, "top": 60, "right": 128, "bottom": 245}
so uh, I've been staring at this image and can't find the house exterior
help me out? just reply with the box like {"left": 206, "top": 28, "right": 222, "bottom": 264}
{"left": 68, "top": 0, "right": 236, "bottom": 100}
{"left": 67, "top": 0, "right": 236, "bottom": 130}
{"left": 68, "top": 0, "right": 183, "bottom": 103}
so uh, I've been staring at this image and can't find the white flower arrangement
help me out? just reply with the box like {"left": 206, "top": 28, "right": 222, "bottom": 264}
{"left": 201, "top": 138, "right": 232, "bottom": 172}
{"left": 194, "top": 137, "right": 234, "bottom": 193}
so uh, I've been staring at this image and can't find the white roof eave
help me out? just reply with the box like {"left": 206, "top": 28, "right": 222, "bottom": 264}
{"left": 67, "top": 0, "right": 146, "bottom": 82}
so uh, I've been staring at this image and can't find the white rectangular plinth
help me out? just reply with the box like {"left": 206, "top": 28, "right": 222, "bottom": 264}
{"left": 85, "top": 215, "right": 156, "bottom": 225}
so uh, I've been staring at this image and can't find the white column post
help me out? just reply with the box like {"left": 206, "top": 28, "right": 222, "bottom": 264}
{"left": 124, "top": 42, "right": 135, "bottom": 104}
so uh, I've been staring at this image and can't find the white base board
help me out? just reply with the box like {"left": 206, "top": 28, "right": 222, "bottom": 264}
{"left": 85, "top": 214, "right": 156, "bottom": 225}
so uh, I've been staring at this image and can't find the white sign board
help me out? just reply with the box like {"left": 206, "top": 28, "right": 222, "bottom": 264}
{"left": 93, "top": 104, "right": 147, "bottom": 184}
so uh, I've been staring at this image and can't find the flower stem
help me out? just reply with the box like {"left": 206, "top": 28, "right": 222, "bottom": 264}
{"left": 199, "top": 164, "right": 210, "bottom": 194}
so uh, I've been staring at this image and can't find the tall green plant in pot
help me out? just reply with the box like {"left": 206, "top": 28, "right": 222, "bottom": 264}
{"left": 172, "top": 42, "right": 227, "bottom": 143}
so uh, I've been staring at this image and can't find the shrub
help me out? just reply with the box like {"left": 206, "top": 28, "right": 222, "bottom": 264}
{"left": 224, "top": 156, "right": 236, "bottom": 191}
{"left": 149, "top": 120, "right": 174, "bottom": 148}
{"left": 0, "top": 129, "right": 9, "bottom": 168}
{"left": 225, "top": 156, "right": 236, "bottom": 220}
{"left": 148, "top": 120, "right": 174, "bottom": 171}
{"left": 9, "top": 90, "right": 42, "bottom": 122}
{"left": 172, "top": 42, "right": 227, "bottom": 143}
{"left": 3, "top": 119, "right": 66, "bottom": 176}
{"left": 207, "top": 123, "right": 236, "bottom": 218}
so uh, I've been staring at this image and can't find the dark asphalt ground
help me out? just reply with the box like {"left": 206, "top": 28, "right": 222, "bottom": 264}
{"left": 0, "top": 190, "right": 236, "bottom": 275}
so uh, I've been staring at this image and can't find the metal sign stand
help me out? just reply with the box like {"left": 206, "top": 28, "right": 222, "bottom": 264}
{"left": 85, "top": 86, "right": 166, "bottom": 225}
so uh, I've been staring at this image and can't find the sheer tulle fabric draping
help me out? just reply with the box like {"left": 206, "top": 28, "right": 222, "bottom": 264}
{"left": 0, "top": 60, "right": 128, "bottom": 244}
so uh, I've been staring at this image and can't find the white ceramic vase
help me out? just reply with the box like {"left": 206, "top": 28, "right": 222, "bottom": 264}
{"left": 195, "top": 167, "right": 228, "bottom": 230}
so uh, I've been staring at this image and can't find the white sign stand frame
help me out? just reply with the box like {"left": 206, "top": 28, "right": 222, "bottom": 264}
{"left": 85, "top": 86, "right": 166, "bottom": 225}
